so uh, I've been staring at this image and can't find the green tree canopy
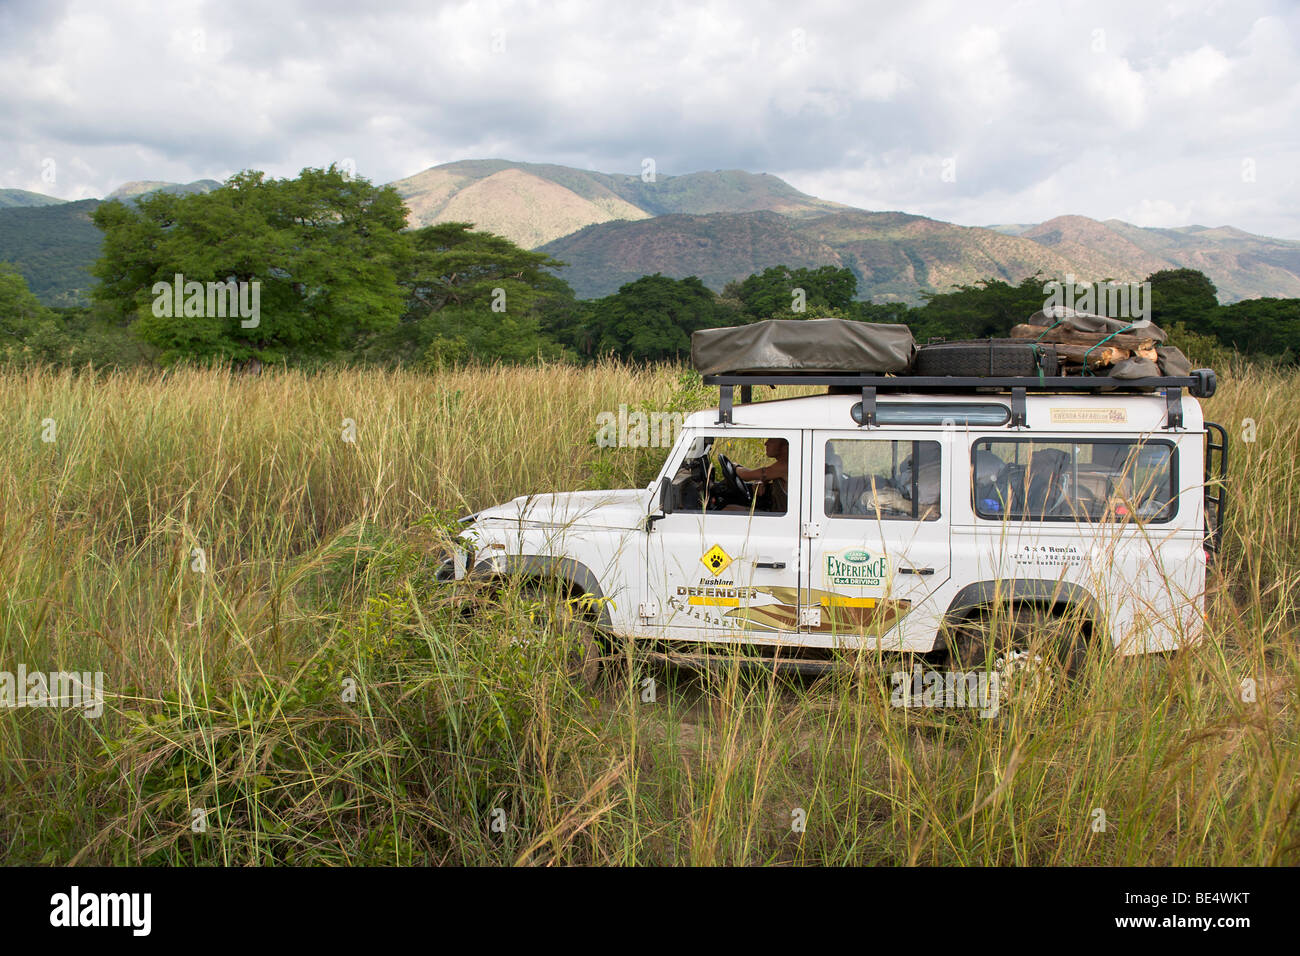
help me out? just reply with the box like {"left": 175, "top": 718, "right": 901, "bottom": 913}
{"left": 1147, "top": 268, "right": 1219, "bottom": 333}
{"left": 911, "top": 275, "right": 1050, "bottom": 341}
{"left": 1208, "top": 297, "right": 1300, "bottom": 361}
{"left": 385, "top": 222, "right": 572, "bottom": 365}
{"left": 92, "top": 166, "right": 409, "bottom": 363}
{"left": 850, "top": 300, "right": 912, "bottom": 324}
{"left": 0, "top": 262, "right": 55, "bottom": 341}
{"left": 583, "top": 274, "right": 723, "bottom": 361}
{"left": 732, "top": 265, "right": 857, "bottom": 319}
{"left": 0, "top": 263, "right": 73, "bottom": 363}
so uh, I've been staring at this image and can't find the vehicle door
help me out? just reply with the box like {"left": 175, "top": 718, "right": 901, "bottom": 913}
{"left": 804, "top": 431, "right": 953, "bottom": 650}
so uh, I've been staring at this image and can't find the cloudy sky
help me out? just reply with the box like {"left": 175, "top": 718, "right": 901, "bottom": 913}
{"left": 3, "top": 0, "right": 1298, "bottom": 237}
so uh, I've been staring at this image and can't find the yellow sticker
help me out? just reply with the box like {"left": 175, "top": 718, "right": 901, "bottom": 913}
{"left": 1050, "top": 407, "right": 1127, "bottom": 424}
{"left": 700, "top": 544, "right": 733, "bottom": 575}
{"left": 819, "top": 595, "right": 877, "bottom": 608}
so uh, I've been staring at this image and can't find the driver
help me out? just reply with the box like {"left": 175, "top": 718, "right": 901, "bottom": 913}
{"left": 731, "top": 438, "right": 789, "bottom": 512}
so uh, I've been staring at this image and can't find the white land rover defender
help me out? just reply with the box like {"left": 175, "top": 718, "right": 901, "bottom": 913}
{"left": 444, "top": 324, "right": 1226, "bottom": 672}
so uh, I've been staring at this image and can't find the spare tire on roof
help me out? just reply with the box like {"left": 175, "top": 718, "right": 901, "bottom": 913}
{"left": 914, "top": 339, "right": 1059, "bottom": 378}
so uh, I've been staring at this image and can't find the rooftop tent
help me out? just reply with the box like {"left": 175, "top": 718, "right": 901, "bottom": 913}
{"left": 691, "top": 318, "right": 916, "bottom": 376}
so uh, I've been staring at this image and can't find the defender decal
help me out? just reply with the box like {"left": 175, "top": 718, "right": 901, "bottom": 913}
{"left": 721, "top": 587, "right": 912, "bottom": 634}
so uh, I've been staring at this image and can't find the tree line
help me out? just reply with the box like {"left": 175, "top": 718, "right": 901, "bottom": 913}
{"left": 1, "top": 166, "right": 1297, "bottom": 368}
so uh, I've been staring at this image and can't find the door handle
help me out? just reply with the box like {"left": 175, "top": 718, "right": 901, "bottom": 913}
{"left": 755, "top": 561, "right": 786, "bottom": 570}
{"left": 898, "top": 567, "right": 934, "bottom": 575}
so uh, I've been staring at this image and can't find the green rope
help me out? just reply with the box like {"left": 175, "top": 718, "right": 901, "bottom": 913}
{"left": 1083, "top": 322, "right": 1135, "bottom": 375}
{"left": 1034, "top": 318, "right": 1066, "bottom": 342}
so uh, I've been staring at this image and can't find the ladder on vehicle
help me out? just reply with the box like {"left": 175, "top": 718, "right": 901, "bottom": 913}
{"left": 1203, "top": 421, "right": 1229, "bottom": 558}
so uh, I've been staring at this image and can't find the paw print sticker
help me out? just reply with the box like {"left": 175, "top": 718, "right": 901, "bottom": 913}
{"left": 700, "top": 544, "right": 733, "bottom": 575}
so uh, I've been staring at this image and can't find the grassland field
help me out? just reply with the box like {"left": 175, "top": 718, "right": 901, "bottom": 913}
{"left": 0, "top": 360, "right": 1296, "bottom": 865}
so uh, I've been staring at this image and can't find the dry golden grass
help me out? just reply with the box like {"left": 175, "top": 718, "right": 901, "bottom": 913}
{"left": 0, "top": 359, "right": 1295, "bottom": 865}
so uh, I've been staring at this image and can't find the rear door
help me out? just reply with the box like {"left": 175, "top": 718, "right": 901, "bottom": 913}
{"left": 803, "top": 431, "right": 952, "bottom": 650}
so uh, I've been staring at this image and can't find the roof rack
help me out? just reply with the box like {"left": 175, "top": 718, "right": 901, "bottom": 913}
{"left": 702, "top": 369, "right": 1217, "bottom": 430}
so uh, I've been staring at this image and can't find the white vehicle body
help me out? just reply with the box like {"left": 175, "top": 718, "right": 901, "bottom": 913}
{"left": 453, "top": 383, "right": 1225, "bottom": 659}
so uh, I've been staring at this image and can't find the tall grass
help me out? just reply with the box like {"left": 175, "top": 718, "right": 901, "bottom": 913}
{"left": 0, "top": 360, "right": 1295, "bottom": 865}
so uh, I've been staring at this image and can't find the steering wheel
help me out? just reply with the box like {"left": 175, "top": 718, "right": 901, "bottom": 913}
{"left": 717, "top": 454, "right": 753, "bottom": 508}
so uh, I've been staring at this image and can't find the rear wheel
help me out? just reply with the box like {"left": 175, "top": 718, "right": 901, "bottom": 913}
{"left": 943, "top": 605, "right": 1086, "bottom": 709}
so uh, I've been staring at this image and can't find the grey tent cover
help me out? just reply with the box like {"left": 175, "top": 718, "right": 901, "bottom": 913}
{"left": 691, "top": 319, "right": 916, "bottom": 375}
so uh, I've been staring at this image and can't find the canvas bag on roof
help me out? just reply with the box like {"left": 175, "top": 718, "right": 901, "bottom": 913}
{"left": 691, "top": 318, "right": 916, "bottom": 375}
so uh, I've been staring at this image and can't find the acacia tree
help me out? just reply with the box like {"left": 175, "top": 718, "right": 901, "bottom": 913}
{"left": 92, "top": 166, "right": 409, "bottom": 363}
{"left": 376, "top": 221, "right": 572, "bottom": 365}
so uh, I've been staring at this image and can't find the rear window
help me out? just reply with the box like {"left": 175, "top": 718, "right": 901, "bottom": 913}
{"left": 972, "top": 438, "right": 1177, "bottom": 522}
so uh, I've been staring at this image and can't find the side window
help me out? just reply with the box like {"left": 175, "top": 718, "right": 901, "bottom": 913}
{"left": 825, "top": 439, "right": 941, "bottom": 521}
{"left": 667, "top": 435, "right": 791, "bottom": 516}
{"left": 972, "top": 439, "right": 1177, "bottom": 522}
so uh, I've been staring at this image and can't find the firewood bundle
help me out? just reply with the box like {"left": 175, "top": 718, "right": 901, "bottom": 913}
{"left": 1009, "top": 307, "right": 1188, "bottom": 378}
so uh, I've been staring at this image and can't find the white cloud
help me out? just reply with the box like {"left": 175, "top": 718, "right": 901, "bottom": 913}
{"left": 1124, "top": 197, "right": 1197, "bottom": 227}
{"left": 1084, "top": 59, "right": 1147, "bottom": 129}
{"left": 1156, "top": 44, "right": 1231, "bottom": 96}
{"left": 0, "top": 0, "right": 1296, "bottom": 238}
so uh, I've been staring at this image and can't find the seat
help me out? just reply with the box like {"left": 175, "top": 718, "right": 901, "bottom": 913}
{"left": 895, "top": 445, "right": 942, "bottom": 514}
{"left": 972, "top": 449, "right": 1007, "bottom": 515}
{"left": 824, "top": 447, "right": 845, "bottom": 515}
{"left": 1022, "top": 448, "right": 1071, "bottom": 515}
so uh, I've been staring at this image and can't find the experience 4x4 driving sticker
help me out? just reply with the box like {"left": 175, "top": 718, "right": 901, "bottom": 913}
{"left": 825, "top": 548, "right": 888, "bottom": 587}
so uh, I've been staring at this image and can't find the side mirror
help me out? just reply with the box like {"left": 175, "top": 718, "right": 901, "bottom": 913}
{"left": 647, "top": 477, "right": 673, "bottom": 531}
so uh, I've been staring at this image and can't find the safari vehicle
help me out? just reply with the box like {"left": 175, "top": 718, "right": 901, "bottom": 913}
{"left": 443, "top": 354, "right": 1227, "bottom": 675}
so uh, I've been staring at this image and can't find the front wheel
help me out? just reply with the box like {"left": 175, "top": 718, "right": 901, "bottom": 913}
{"left": 524, "top": 582, "right": 609, "bottom": 689}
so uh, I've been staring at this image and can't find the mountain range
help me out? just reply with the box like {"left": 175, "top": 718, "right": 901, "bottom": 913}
{"left": 4, "top": 160, "right": 1300, "bottom": 306}
{"left": 0, "top": 188, "right": 67, "bottom": 210}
